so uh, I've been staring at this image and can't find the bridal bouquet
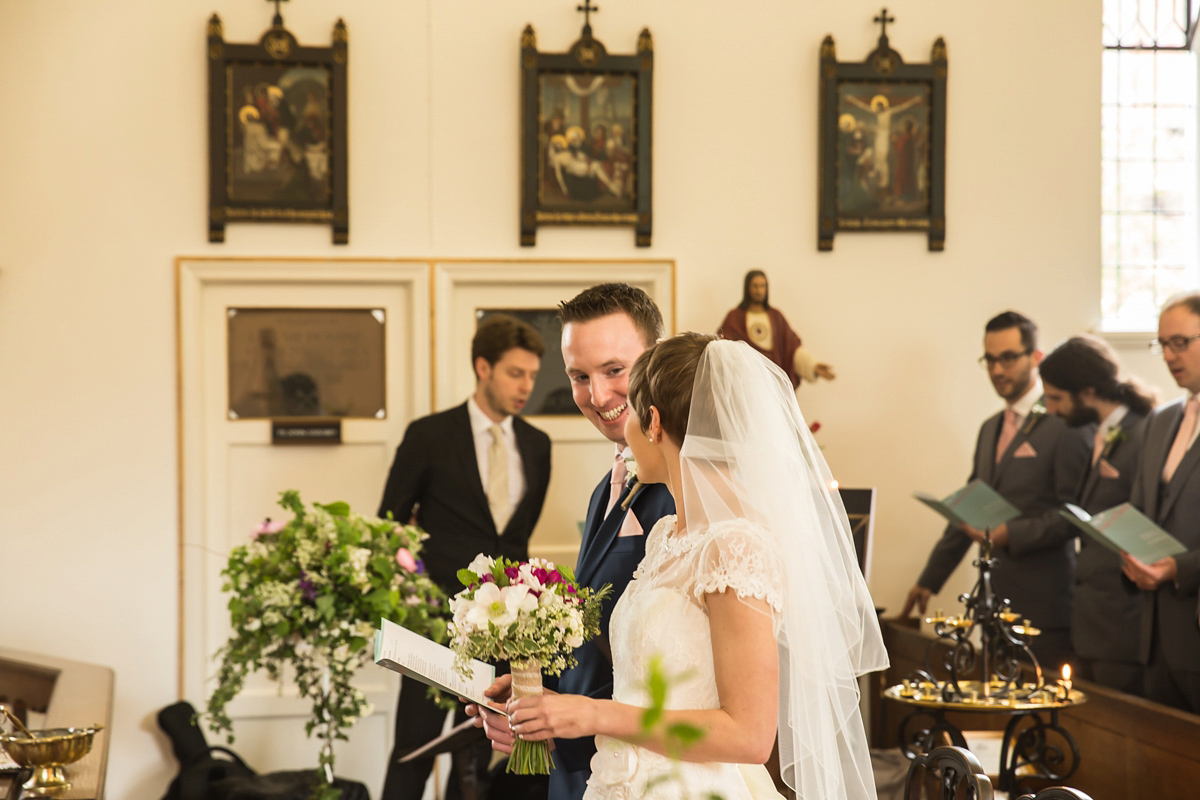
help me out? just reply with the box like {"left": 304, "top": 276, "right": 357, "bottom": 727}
{"left": 207, "top": 490, "right": 446, "bottom": 800}
{"left": 449, "top": 554, "right": 610, "bottom": 774}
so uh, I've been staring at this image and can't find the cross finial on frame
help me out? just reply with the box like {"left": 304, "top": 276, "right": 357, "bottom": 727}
{"left": 577, "top": 0, "right": 599, "bottom": 37}
{"left": 269, "top": 0, "right": 288, "bottom": 27}
{"left": 874, "top": 7, "right": 895, "bottom": 39}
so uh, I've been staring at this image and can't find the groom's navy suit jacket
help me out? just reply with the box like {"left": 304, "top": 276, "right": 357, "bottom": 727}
{"left": 548, "top": 471, "right": 674, "bottom": 800}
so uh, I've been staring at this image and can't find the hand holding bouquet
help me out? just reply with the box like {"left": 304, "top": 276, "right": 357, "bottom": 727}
{"left": 449, "top": 554, "right": 610, "bottom": 774}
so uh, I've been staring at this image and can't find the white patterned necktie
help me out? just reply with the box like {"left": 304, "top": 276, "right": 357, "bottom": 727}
{"left": 1163, "top": 396, "right": 1200, "bottom": 483}
{"left": 606, "top": 452, "right": 628, "bottom": 517}
{"left": 487, "top": 425, "right": 511, "bottom": 531}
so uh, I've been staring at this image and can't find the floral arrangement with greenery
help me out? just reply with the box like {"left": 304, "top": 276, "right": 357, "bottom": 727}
{"left": 206, "top": 490, "right": 446, "bottom": 800}
{"left": 449, "top": 554, "right": 609, "bottom": 774}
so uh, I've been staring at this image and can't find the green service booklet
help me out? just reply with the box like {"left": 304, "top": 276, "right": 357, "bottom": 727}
{"left": 914, "top": 479, "right": 1021, "bottom": 531}
{"left": 1060, "top": 503, "right": 1187, "bottom": 564}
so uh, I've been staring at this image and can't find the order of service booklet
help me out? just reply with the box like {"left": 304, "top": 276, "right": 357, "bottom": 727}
{"left": 374, "top": 618, "right": 508, "bottom": 718}
{"left": 913, "top": 479, "right": 1021, "bottom": 531}
{"left": 1059, "top": 503, "right": 1187, "bottom": 564}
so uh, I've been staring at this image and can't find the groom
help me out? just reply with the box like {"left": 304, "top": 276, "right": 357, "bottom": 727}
{"left": 467, "top": 283, "right": 676, "bottom": 800}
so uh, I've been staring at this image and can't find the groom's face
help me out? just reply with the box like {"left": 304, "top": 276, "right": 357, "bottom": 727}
{"left": 562, "top": 311, "right": 649, "bottom": 446}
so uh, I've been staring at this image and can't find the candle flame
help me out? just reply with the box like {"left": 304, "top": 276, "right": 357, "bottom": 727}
{"left": 1062, "top": 664, "right": 1072, "bottom": 681}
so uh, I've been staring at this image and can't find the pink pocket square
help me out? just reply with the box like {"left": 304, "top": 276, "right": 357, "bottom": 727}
{"left": 617, "top": 509, "right": 644, "bottom": 537}
{"left": 1098, "top": 459, "right": 1120, "bottom": 479}
{"left": 1013, "top": 442, "right": 1038, "bottom": 458}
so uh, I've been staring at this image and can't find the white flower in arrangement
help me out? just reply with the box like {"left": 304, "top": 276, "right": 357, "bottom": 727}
{"left": 258, "top": 581, "right": 296, "bottom": 608}
{"left": 466, "top": 553, "right": 495, "bottom": 577}
{"left": 518, "top": 563, "right": 544, "bottom": 590}
{"left": 294, "top": 537, "right": 321, "bottom": 570}
{"left": 349, "top": 548, "right": 371, "bottom": 573}
{"left": 464, "top": 582, "right": 538, "bottom": 630}
{"left": 245, "top": 618, "right": 262, "bottom": 632}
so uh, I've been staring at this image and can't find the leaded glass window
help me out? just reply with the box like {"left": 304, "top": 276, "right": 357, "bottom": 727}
{"left": 1102, "top": 0, "right": 1199, "bottom": 330}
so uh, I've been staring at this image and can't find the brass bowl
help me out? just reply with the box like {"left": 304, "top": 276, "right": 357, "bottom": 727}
{"left": 0, "top": 726, "right": 102, "bottom": 793}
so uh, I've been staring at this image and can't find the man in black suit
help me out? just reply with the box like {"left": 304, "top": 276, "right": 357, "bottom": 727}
{"left": 1040, "top": 335, "right": 1156, "bottom": 694}
{"left": 469, "top": 284, "right": 675, "bottom": 800}
{"left": 1125, "top": 293, "right": 1200, "bottom": 713}
{"left": 379, "top": 314, "right": 552, "bottom": 800}
{"left": 902, "top": 312, "right": 1093, "bottom": 670}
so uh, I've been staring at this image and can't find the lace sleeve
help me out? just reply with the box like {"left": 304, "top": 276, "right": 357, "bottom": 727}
{"left": 688, "top": 520, "right": 784, "bottom": 614}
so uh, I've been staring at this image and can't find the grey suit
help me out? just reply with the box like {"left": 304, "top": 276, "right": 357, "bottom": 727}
{"left": 1129, "top": 397, "right": 1200, "bottom": 713}
{"left": 918, "top": 402, "right": 1093, "bottom": 668}
{"left": 1072, "top": 411, "right": 1147, "bottom": 694}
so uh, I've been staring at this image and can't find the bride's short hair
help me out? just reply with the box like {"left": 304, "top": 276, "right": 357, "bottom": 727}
{"left": 629, "top": 332, "right": 716, "bottom": 444}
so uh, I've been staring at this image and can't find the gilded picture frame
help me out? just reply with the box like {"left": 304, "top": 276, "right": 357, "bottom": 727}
{"left": 519, "top": 23, "right": 654, "bottom": 247}
{"left": 818, "top": 19, "right": 947, "bottom": 251}
{"left": 206, "top": 14, "right": 349, "bottom": 244}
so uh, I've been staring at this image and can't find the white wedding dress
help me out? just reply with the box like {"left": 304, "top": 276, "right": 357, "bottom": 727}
{"left": 584, "top": 515, "right": 786, "bottom": 800}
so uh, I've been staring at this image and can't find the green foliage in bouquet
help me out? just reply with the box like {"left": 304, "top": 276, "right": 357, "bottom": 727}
{"left": 206, "top": 490, "right": 446, "bottom": 799}
{"left": 450, "top": 555, "right": 610, "bottom": 677}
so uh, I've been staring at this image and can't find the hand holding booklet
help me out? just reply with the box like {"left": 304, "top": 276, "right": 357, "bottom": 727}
{"left": 374, "top": 618, "right": 508, "bottom": 718}
{"left": 914, "top": 479, "right": 1021, "bottom": 531}
{"left": 1059, "top": 503, "right": 1187, "bottom": 565}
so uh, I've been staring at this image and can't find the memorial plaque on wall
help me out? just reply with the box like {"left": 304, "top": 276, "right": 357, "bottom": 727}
{"left": 227, "top": 308, "right": 385, "bottom": 419}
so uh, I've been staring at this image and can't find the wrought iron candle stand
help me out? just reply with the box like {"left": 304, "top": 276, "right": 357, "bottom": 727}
{"left": 884, "top": 536, "right": 1086, "bottom": 794}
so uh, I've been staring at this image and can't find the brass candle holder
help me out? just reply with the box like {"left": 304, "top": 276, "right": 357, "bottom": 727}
{"left": 0, "top": 726, "right": 103, "bottom": 795}
{"left": 885, "top": 534, "right": 1085, "bottom": 794}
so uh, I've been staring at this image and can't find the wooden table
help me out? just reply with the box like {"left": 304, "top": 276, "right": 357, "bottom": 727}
{"left": 0, "top": 647, "right": 113, "bottom": 800}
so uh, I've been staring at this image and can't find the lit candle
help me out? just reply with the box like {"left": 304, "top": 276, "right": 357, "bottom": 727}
{"left": 1060, "top": 664, "right": 1072, "bottom": 699}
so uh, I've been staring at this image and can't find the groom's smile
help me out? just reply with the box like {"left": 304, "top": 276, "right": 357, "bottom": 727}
{"left": 599, "top": 402, "right": 627, "bottom": 422}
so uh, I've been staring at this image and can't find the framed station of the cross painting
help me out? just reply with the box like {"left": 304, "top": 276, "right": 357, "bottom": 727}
{"left": 817, "top": 12, "right": 947, "bottom": 251}
{"left": 206, "top": 12, "right": 349, "bottom": 244}
{"left": 519, "top": 20, "right": 654, "bottom": 247}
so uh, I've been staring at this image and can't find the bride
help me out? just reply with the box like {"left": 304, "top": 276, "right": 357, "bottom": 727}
{"left": 506, "top": 334, "right": 887, "bottom": 799}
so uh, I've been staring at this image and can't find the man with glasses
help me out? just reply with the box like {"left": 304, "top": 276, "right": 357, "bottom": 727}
{"left": 1125, "top": 292, "right": 1200, "bottom": 713}
{"left": 901, "top": 311, "right": 1092, "bottom": 670}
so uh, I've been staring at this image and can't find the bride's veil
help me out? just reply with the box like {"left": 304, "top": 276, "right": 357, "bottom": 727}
{"left": 680, "top": 339, "right": 888, "bottom": 799}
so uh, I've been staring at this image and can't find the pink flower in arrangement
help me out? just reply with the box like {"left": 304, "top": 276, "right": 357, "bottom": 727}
{"left": 251, "top": 518, "right": 287, "bottom": 539}
{"left": 531, "top": 567, "right": 564, "bottom": 585}
{"left": 395, "top": 548, "right": 418, "bottom": 572}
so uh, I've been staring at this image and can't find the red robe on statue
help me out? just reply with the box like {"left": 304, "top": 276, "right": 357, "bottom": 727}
{"left": 718, "top": 307, "right": 803, "bottom": 388}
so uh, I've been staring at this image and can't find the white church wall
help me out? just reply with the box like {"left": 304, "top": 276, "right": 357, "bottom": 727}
{"left": 0, "top": 0, "right": 1118, "bottom": 796}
